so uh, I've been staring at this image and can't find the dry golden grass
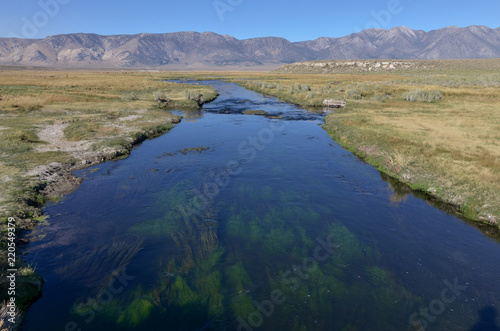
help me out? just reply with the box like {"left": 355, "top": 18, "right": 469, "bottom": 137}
{"left": 0, "top": 70, "right": 218, "bottom": 112}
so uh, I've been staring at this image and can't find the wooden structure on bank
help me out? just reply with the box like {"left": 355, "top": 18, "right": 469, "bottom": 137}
{"left": 323, "top": 99, "right": 346, "bottom": 108}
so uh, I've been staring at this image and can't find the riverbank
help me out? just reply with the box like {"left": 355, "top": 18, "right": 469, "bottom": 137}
{"left": 209, "top": 61, "right": 500, "bottom": 226}
{"left": 0, "top": 70, "right": 218, "bottom": 329}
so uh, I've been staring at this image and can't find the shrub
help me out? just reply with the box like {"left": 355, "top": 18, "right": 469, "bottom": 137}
{"left": 153, "top": 90, "right": 169, "bottom": 101}
{"left": 370, "top": 94, "right": 389, "bottom": 101}
{"left": 402, "top": 89, "right": 443, "bottom": 103}
{"left": 346, "top": 88, "right": 363, "bottom": 100}
{"left": 183, "top": 89, "right": 198, "bottom": 101}
{"left": 122, "top": 92, "right": 140, "bottom": 101}
{"left": 154, "top": 90, "right": 171, "bottom": 108}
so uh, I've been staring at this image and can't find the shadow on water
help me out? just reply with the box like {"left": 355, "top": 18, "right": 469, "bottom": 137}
{"left": 379, "top": 173, "right": 500, "bottom": 243}
{"left": 470, "top": 307, "right": 500, "bottom": 331}
{"left": 177, "top": 108, "right": 205, "bottom": 122}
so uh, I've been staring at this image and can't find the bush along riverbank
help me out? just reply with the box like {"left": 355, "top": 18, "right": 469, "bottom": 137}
{"left": 224, "top": 65, "right": 500, "bottom": 227}
{"left": 0, "top": 71, "right": 219, "bottom": 329}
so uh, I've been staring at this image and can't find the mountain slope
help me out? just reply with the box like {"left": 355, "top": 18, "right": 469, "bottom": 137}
{"left": 0, "top": 26, "right": 499, "bottom": 68}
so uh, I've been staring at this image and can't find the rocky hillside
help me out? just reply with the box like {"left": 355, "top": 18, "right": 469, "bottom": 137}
{"left": 273, "top": 58, "right": 500, "bottom": 74}
{"left": 273, "top": 60, "right": 434, "bottom": 74}
{"left": 0, "top": 26, "right": 499, "bottom": 69}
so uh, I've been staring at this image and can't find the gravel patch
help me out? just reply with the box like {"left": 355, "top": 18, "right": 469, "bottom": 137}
{"left": 35, "top": 122, "right": 92, "bottom": 153}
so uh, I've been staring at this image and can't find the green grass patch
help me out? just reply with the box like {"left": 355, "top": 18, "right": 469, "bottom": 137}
{"left": 63, "top": 121, "right": 100, "bottom": 141}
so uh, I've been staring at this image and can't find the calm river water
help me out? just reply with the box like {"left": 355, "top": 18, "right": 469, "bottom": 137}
{"left": 21, "top": 81, "right": 500, "bottom": 330}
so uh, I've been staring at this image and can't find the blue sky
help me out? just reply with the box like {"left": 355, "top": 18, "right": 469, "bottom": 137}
{"left": 1, "top": 0, "right": 499, "bottom": 41}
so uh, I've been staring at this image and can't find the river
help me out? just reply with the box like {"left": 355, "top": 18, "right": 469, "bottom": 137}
{"left": 20, "top": 81, "right": 500, "bottom": 330}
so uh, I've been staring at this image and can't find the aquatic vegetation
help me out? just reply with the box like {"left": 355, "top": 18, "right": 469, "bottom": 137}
{"left": 121, "top": 188, "right": 358, "bottom": 328}
{"left": 170, "top": 276, "right": 198, "bottom": 306}
{"left": 260, "top": 186, "right": 274, "bottom": 200}
{"left": 290, "top": 321, "right": 308, "bottom": 331}
{"left": 55, "top": 239, "right": 143, "bottom": 289}
{"left": 116, "top": 296, "right": 155, "bottom": 326}
{"left": 363, "top": 266, "right": 416, "bottom": 312}
{"left": 262, "top": 222, "right": 418, "bottom": 330}
{"left": 225, "top": 262, "right": 253, "bottom": 293}
{"left": 243, "top": 110, "right": 269, "bottom": 116}
{"left": 193, "top": 271, "right": 224, "bottom": 315}
{"left": 296, "top": 227, "right": 315, "bottom": 249}
{"left": 248, "top": 219, "right": 267, "bottom": 244}
{"left": 222, "top": 203, "right": 398, "bottom": 329}
{"left": 235, "top": 184, "right": 261, "bottom": 206}
{"left": 85, "top": 238, "right": 225, "bottom": 329}
{"left": 73, "top": 284, "right": 158, "bottom": 328}
{"left": 231, "top": 293, "right": 255, "bottom": 317}
{"left": 262, "top": 227, "right": 295, "bottom": 255}
{"left": 226, "top": 214, "right": 246, "bottom": 240}
{"left": 128, "top": 181, "right": 195, "bottom": 236}
{"left": 170, "top": 214, "right": 220, "bottom": 270}
{"left": 153, "top": 269, "right": 225, "bottom": 327}
{"left": 226, "top": 205, "right": 316, "bottom": 255}
{"left": 279, "top": 190, "right": 303, "bottom": 204}
{"left": 124, "top": 187, "right": 226, "bottom": 326}
{"left": 327, "top": 222, "right": 367, "bottom": 265}
{"left": 202, "top": 246, "right": 225, "bottom": 271}
{"left": 158, "top": 146, "right": 210, "bottom": 158}
{"left": 129, "top": 217, "right": 180, "bottom": 236}
{"left": 149, "top": 252, "right": 225, "bottom": 327}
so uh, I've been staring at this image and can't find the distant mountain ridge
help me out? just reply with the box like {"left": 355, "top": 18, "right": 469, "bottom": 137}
{"left": 0, "top": 25, "right": 499, "bottom": 68}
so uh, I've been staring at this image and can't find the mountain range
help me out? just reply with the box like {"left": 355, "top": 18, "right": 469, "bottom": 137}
{"left": 0, "top": 25, "right": 499, "bottom": 69}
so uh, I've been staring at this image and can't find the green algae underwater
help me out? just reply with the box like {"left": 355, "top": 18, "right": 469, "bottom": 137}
{"left": 20, "top": 82, "right": 500, "bottom": 330}
{"left": 71, "top": 183, "right": 419, "bottom": 331}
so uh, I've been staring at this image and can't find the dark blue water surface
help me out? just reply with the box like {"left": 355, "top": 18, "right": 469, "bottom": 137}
{"left": 21, "top": 82, "right": 500, "bottom": 331}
